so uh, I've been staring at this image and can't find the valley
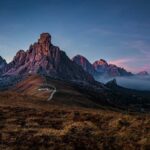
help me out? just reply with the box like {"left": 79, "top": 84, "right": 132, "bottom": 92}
{"left": 0, "top": 33, "right": 149, "bottom": 150}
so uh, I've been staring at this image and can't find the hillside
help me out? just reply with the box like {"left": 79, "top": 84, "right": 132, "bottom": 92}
{"left": 0, "top": 100, "right": 149, "bottom": 150}
{"left": 0, "top": 33, "right": 149, "bottom": 150}
{"left": 0, "top": 75, "right": 150, "bottom": 150}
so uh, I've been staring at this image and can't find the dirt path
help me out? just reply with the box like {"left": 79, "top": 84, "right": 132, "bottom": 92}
{"left": 38, "top": 84, "right": 57, "bottom": 101}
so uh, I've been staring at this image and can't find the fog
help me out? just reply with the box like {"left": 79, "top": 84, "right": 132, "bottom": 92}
{"left": 96, "top": 75, "right": 150, "bottom": 91}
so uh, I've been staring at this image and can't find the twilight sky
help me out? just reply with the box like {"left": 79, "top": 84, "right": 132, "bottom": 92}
{"left": 0, "top": 0, "right": 150, "bottom": 73}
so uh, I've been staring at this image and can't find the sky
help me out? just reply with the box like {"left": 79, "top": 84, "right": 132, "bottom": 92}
{"left": 0, "top": 0, "right": 150, "bottom": 73}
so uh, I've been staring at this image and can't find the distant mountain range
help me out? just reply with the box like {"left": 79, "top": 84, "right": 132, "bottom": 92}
{"left": 72, "top": 55, "right": 133, "bottom": 78}
{"left": 0, "top": 33, "right": 149, "bottom": 81}
{"left": 137, "top": 71, "right": 149, "bottom": 76}
{"left": 0, "top": 33, "right": 149, "bottom": 111}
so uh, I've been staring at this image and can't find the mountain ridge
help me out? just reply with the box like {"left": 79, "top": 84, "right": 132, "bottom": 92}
{"left": 72, "top": 55, "right": 133, "bottom": 77}
{"left": 0, "top": 56, "right": 7, "bottom": 75}
{"left": 1, "top": 33, "right": 94, "bottom": 83}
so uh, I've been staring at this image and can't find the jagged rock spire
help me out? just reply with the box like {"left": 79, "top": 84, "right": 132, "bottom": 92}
{"left": 38, "top": 33, "right": 51, "bottom": 44}
{"left": 3, "top": 33, "right": 94, "bottom": 82}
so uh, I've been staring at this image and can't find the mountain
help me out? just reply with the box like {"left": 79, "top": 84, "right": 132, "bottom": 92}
{"left": 137, "top": 71, "right": 149, "bottom": 76}
{"left": 3, "top": 33, "right": 94, "bottom": 82}
{"left": 108, "top": 64, "right": 132, "bottom": 77}
{"left": 0, "top": 56, "right": 7, "bottom": 75}
{"left": 72, "top": 55, "right": 132, "bottom": 78}
{"left": 72, "top": 55, "right": 96, "bottom": 75}
{"left": 105, "top": 79, "right": 117, "bottom": 88}
{"left": 93, "top": 59, "right": 132, "bottom": 77}
{"left": 93, "top": 59, "right": 109, "bottom": 75}
{"left": 0, "top": 34, "right": 150, "bottom": 150}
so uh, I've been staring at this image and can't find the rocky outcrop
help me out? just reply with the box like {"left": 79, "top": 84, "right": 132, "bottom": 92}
{"left": 0, "top": 56, "right": 7, "bottom": 69}
{"left": 0, "top": 56, "right": 7, "bottom": 75}
{"left": 73, "top": 56, "right": 132, "bottom": 78}
{"left": 72, "top": 55, "right": 96, "bottom": 75}
{"left": 93, "top": 59, "right": 109, "bottom": 75}
{"left": 93, "top": 59, "right": 132, "bottom": 77}
{"left": 108, "top": 64, "right": 132, "bottom": 77}
{"left": 3, "top": 33, "right": 94, "bottom": 82}
{"left": 105, "top": 79, "right": 117, "bottom": 88}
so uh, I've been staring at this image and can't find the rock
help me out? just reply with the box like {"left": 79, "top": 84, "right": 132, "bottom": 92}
{"left": 72, "top": 55, "right": 96, "bottom": 75}
{"left": 72, "top": 56, "right": 132, "bottom": 78}
{"left": 93, "top": 59, "right": 132, "bottom": 77}
{"left": 105, "top": 79, "right": 117, "bottom": 88}
{"left": 3, "top": 33, "right": 94, "bottom": 83}
{"left": 0, "top": 56, "right": 7, "bottom": 75}
{"left": 93, "top": 59, "right": 109, "bottom": 74}
{"left": 38, "top": 33, "right": 51, "bottom": 44}
{"left": 0, "top": 56, "right": 7, "bottom": 69}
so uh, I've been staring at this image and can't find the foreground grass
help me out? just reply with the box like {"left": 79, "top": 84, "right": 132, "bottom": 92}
{"left": 0, "top": 105, "right": 149, "bottom": 150}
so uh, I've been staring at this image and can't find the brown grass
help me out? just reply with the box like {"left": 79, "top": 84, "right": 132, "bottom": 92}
{"left": 0, "top": 103, "right": 149, "bottom": 150}
{"left": 0, "top": 75, "right": 149, "bottom": 149}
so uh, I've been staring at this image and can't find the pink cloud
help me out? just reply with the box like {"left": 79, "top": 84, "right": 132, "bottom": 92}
{"left": 140, "top": 65, "right": 150, "bottom": 72}
{"left": 109, "top": 58, "right": 135, "bottom": 65}
{"left": 109, "top": 58, "right": 136, "bottom": 71}
{"left": 108, "top": 57, "right": 148, "bottom": 73}
{"left": 123, "top": 40, "right": 150, "bottom": 60}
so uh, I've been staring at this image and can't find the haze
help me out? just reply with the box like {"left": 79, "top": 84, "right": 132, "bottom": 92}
{"left": 97, "top": 75, "right": 150, "bottom": 91}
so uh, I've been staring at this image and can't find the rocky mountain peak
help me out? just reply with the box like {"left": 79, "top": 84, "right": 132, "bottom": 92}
{"left": 38, "top": 33, "right": 51, "bottom": 44}
{"left": 93, "top": 59, "right": 108, "bottom": 70}
{"left": 0, "top": 56, "right": 7, "bottom": 74}
{"left": 72, "top": 55, "right": 89, "bottom": 64}
{"left": 15, "top": 50, "right": 26, "bottom": 58}
{"left": 3, "top": 33, "right": 94, "bottom": 83}
{"left": 99, "top": 59, "right": 107, "bottom": 64}
{"left": 0, "top": 56, "right": 6, "bottom": 64}
{"left": 105, "top": 79, "right": 118, "bottom": 88}
{"left": 93, "top": 59, "right": 108, "bottom": 66}
{"left": 93, "top": 59, "right": 108, "bottom": 75}
{"left": 72, "top": 55, "right": 96, "bottom": 76}
{"left": 0, "top": 56, "right": 7, "bottom": 66}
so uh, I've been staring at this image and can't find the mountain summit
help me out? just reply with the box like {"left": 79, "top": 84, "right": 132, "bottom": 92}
{"left": 0, "top": 56, "right": 7, "bottom": 75}
{"left": 72, "top": 55, "right": 96, "bottom": 75}
{"left": 0, "top": 56, "right": 7, "bottom": 69}
{"left": 73, "top": 55, "right": 132, "bottom": 77}
{"left": 3, "top": 33, "right": 94, "bottom": 82}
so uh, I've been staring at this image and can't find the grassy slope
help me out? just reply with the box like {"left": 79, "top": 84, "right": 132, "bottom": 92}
{"left": 0, "top": 75, "right": 149, "bottom": 150}
{"left": 0, "top": 104, "right": 149, "bottom": 150}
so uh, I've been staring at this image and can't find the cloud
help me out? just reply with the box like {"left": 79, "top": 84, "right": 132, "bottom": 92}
{"left": 124, "top": 40, "right": 150, "bottom": 59}
{"left": 116, "top": 76, "right": 150, "bottom": 91}
{"left": 140, "top": 65, "right": 150, "bottom": 72}
{"left": 109, "top": 58, "right": 135, "bottom": 65}
{"left": 88, "top": 28, "right": 114, "bottom": 36}
{"left": 109, "top": 40, "right": 150, "bottom": 73}
{"left": 97, "top": 76, "right": 150, "bottom": 91}
{"left": 109, "top": 58, "right": 138, "bottom": 72}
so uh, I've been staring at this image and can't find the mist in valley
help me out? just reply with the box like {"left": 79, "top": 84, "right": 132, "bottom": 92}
{"left": 96, "top": 75, "right": 150, "bottom": 91}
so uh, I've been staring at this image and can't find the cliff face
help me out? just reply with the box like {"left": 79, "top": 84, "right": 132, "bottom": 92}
{"left": 0, "top": 56, "right": 7, "bottom": 68}
{"left": 93, "top": 59, "right": 109, "bottom": 75}
{"left": 72, "top": 55, "right": 96, "bottom": 75}
{"left": 0, "top": 56, "right": 7, "bottom": 75}
{"left": 93, "top": 59, "right": 132, "bottom": 77}
{"left": 3, "top": 33, "right": 94, "bottom": 82}
{"left": 73, "top": 56, "right": 132, "bottom": 77}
